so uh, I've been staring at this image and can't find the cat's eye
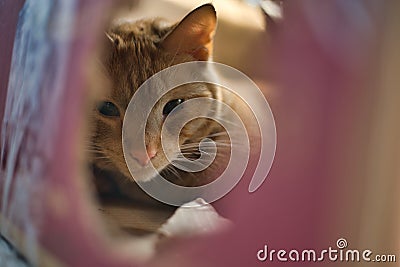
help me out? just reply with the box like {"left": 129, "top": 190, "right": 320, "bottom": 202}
{"left": 97, "top": 101, "right": 120, "bottom": 117}
{"left": 163, "top": 99, "right": 184, "bottom": 115}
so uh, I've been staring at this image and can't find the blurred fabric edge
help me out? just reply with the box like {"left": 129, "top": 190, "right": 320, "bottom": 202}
{"left": 0, "top": 0, "right": 26, "bottom": 129}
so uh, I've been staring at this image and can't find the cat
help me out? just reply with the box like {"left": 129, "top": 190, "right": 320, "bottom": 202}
{"left": 88, "top": 4, "right": 257, "bottom": 201}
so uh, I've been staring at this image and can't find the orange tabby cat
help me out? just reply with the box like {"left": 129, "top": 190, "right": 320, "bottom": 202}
{"left": 88, "top": 4, "right": 256, "bottom": 199}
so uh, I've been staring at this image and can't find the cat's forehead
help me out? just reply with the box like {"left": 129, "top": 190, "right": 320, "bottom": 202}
{"left": 104, "top": 20, "right": 174, "bottom": 107}
{"left": 107, "top": 18, "right": 176, "bottom": 76}
{"left": 105, "top": 18, "right": 199, "bottom": 108}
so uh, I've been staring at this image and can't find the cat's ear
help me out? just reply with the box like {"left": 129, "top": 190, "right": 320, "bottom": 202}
{"left": 160, "top": 4, "right": 217, "bottom": 61}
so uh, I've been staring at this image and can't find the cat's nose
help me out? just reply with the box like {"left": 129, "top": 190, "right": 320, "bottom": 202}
{"left": 130, "top": 147, "right": 157, "bottom": 166}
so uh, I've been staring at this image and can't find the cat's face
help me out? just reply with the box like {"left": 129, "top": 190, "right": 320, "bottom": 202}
{"left": 89, "top": 4, "right": 219, "bottom": 182}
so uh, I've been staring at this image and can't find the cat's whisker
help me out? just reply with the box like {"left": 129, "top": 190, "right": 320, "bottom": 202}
{"left": 205, "top": 131, "right": 244, "bottom": 139}
{"left": 86, "top": 149, "right": 104, "bottom": 153}
{"left": 181, "top": 142, "right": 232, "bottom": 148}
{"left": 204, "top": 132, "right": 229, "bottom": 138}
{"left": 86, "top": 145, "right": 105, "bottom": 151}
{"left": 93, "top": 156, "right": 112, "bottom": 160}
{"left": 178, "top": 153, "right": 200, "bottom": 157}
{"left": 180, "top": 149, "right": 214, "bottom": 156}
{"left": 179, "top": 142, "right": 221, "bottom": 148}
{"left": 96, "top": 159, "right": 114, "bottom": 165}
{"left": 168, "top": 167, "right": 180, "bottom": 178}
{"left": 164, "top": 165, "right": 183, "bottom": 182}
{"left": 173, "top": 159, "right": 211, "bottom": 168}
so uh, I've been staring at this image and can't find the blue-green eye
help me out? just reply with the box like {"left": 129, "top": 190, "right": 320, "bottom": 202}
{"left": 163, "top": 99, "right": 184, "bottom": 115}
{"left": 97, "top": 101, "right": 120, "bottom": 117}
